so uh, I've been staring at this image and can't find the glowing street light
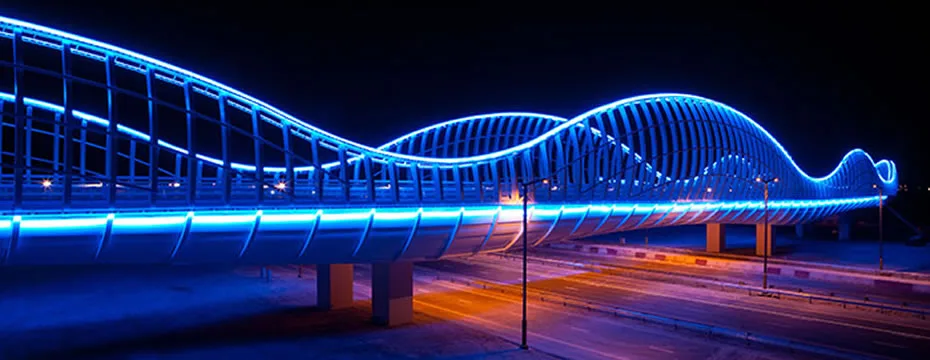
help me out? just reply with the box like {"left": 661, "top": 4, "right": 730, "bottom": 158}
{"left": 41, "top": 179, "right": 52, "bottom": 188}
{"left": 275, "top": 181, "right": 287, "bottom": 191}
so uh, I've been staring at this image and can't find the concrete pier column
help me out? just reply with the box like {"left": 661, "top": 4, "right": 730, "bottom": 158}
{"left": 317, "top": 264, "right": 354, "bottom": 310}
{"left": 706, "top": 223, "right": 726, "bottom": 253}
{"left": 838, "top": 214, "right": 851, "bottom": 241}
{"left": 795, "top": 224, "right": 804, "bottom": 239}
{"left": 755, "top": 224, "right": 776, "bottom": 256}
{"left": 371, "top": 262, "right": 414, "bottom": 327}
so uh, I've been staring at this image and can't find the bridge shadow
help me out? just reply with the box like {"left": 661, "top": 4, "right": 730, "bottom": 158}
{"left": 26, "top": 303, "right": 392, "bottom": 359}
{"left": 1, "top": 264, "right": 553, "bottom": 360}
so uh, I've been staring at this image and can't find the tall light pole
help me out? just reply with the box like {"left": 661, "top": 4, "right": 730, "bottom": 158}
{"left": 874, "top": 184, "right": 884, "bottom": 271}
{"left": 520, "top": 182, "right": 529, "bottom": 350}
{"left": 756, "top": 176, "right": 779, "bottom": 290}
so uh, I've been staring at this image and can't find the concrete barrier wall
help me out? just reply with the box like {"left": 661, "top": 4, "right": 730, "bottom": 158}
{"left": 544, "top": 242, "right": 930, "bottom": 294}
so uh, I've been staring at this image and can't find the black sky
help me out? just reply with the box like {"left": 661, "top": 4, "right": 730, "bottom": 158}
{"left": 4, "top": 2, "right": 925, "bottom": 184}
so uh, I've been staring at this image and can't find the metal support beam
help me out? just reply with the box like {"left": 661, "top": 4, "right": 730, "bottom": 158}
{"left": 146, "top": 67, "right": 159, "bottom": 204}
{"left": 183, "top": 81, "right": 196, "bottom": 204}
{"left": 12, "top": 30, "right": 25, "bottom": 208}
{"left": 251, "top": 109, "right": 264, "bottom": 203}
{"left": 282, "top": 123, "right": 295, "bottom": 203}
{"left": 218, "top": 95, "right": 232, "bottom": 205}
{"left": 105, "top": 55, "right": 119, "bottom": 204}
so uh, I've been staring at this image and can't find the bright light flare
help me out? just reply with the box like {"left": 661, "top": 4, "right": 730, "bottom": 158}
{"left": 41, "top": 179, "right": 52, "bottom": 188}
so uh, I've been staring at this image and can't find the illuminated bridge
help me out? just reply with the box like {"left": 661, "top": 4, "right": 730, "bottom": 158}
{"left": 0, "top": 16, "right": 898, "bottom": 269}
{"left": 0, "top": 16, "right": 899, "bottom": 325}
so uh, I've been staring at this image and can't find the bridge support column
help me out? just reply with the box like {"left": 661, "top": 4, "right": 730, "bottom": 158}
{"left": 838, "top": 214, "right": 851, "bottom": 241}
{"left": 317, "top": 264, "right": 354, "bottom": 310}
{"left": 755, "top": 224, "right": 776, "bottom": 257}
{"left": 795, "top": 224, "right": 804, "bottom": 239}
{"left": 371, "top": 262, "right": 413, "bottom": 327}
{"left": 706, "top": 223, "right": 726, "bottom": 253}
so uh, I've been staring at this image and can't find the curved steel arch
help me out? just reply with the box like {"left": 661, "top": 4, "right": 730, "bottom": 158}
{"left": 0, "top": 16, "right": 900, "bottom": 266}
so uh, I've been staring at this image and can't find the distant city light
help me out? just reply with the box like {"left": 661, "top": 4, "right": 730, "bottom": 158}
{"left": 706, "top": 187, "right": 713, "bottom": 193}
{"left": 41, "top": 179, "right": 52, "bottom": 188}
{"left": 170, "top": 182, "right": 181, "bottom": 188}
{"left": 275, "top": 181, "right": 287, "bottom": 190}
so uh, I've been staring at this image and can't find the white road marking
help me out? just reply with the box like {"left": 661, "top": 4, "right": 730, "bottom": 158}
{"left": 570, "top": 326, "right": 590, "bottom": 333}
{"left": 565, "top": 286, "right": 578, "bottom": 291}
{"left": 458, "top": 299, "right": 473, "bottom": 305}
{"left": 648, "top": 345, "right": 675, "bottom": 354}
{"left": 873, "top": 341, "right": 908, "bottom": 349}
{"left": 414, "top": 299, "right": 629, "bottom": 360}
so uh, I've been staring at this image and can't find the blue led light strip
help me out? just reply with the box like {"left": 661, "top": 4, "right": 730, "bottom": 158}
{"left": 0, "top": 195, "right": 885, "bottom": 264}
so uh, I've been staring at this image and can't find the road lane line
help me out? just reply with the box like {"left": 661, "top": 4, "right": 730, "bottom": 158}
{"left": 414, "top": 299, "right": 629, "bottom": 360}
{"left": 570, "top": 326, "right": 590, "bottom": 333}
{"left": 872, "top": 341, "right": 908, "bottom": 349}
{"left": 432, "top": 272, "right": 894, "bottom": 360}
{"left": 648, "top": 345, "right": 675, "bottom": 354}
{"left": 566, "top": 275, "right": 930, "bottom": 341}
{"left": 460, "top": 258, "right": 930, "bottom": 341}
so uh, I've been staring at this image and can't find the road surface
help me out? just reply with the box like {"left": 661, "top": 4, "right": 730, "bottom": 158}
{"left": 421, "top": 254, "right": 930, "bottom": 359}
{"left": 532, "top": 245, "right": 930, "bottom": 308}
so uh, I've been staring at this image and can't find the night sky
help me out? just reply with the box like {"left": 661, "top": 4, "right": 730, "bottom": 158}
{"left": 5, "top": 2, "right": 925, "bottom": 185}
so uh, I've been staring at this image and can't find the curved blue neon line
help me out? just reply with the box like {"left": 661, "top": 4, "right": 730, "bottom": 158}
{"left": 0, "top": 16, "right": 896, "bottom": 188}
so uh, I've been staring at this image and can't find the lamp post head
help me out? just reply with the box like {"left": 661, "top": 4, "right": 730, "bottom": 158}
{"left": 773, "top": 177, "right": 779, "bottom": 183}
{"left": 755, "top": 177, "right": 762, "bottom": 183}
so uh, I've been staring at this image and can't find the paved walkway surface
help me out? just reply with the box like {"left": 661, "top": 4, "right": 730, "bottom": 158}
{"left": 0, "top": 265, "right": 554, "bottom": 360}
{"left": 587, "top": 225, "right": 930, "bottom": 273}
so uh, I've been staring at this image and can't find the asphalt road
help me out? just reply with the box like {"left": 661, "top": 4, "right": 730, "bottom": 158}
{"left": 419, "top": 255, "right": 930, "bottom": 360}
{"left": 343, "top": 264, "right": 808, "bottom": 360}
{"left": 531, "top": 246, "right": 930, "bottom": 308}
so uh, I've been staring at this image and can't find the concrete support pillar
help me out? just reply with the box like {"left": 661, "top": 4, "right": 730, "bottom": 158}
{"left": 317, "top": 264, "right": 354, "bottom": 310}
{"left": 838, "top": 214, "right": 851, "bottom": 241}
{"left": 755, "top": 224, "right": 776, "bottom": 257}
{"left": 706, "top": 223, "right": 726, "bottom": 253}
{"left": 795, "top": 224, "right": 804, "bottom": 239}
{"left": 371, "top": 262, "right": 414, "bottom": 327}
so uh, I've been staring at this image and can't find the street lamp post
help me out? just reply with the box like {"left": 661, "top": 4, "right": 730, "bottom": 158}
{"left": 874, "top": 184, "right": 884, "bottom": 271}
{"left": 756, "top": 176, "right": 779, "bottom": 291}
{"left": 520, "top": 182, "right": 529, "bottom": 350}
{"left": 513, "top": 139, "right": 613, "bottom": 350}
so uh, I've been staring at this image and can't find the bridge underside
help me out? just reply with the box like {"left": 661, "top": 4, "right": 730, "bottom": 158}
{"left": 1, "top": 197, "right": 879, "bottom": 266}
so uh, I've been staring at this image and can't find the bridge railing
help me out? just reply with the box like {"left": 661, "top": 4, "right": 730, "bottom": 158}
{"left": 0, "top": 17, "right": 896, "bottom": 213}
